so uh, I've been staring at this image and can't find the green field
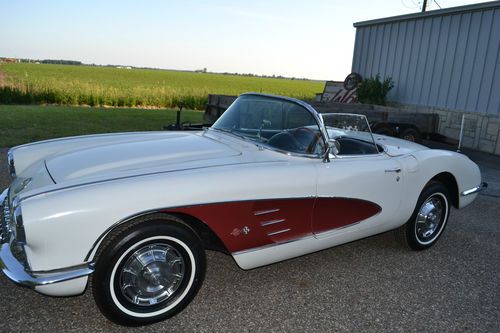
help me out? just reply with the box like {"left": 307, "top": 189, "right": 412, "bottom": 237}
{"left": 0, "top": 105, "right": 203, "bottom": 147}
{"left": 0, "top": 63, "right": 323, "bottom": 110}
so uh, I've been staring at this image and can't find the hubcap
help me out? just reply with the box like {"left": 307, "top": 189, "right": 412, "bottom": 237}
{"left": 416, "top": 196, "right": 444, "bottom": 241}
{"left": 119, "top": 243, "right": 185, "bottom": 307}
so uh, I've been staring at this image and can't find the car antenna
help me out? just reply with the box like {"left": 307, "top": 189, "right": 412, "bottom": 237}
{"left": 457, "top": 114, "right": 465, "bottom": 153}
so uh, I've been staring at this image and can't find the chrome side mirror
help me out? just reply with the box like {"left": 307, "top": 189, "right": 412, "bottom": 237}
{"left": 323, "top": 139, "right": 340, "bottom": 162}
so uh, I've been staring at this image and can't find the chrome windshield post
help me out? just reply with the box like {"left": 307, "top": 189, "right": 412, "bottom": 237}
{"left": 323, "top": 139, "right": 340, "bottom": 163}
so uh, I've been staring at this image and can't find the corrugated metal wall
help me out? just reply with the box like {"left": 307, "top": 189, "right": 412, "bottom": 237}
{"left": 352, "top": 2, "right": 500, "bottom": 116}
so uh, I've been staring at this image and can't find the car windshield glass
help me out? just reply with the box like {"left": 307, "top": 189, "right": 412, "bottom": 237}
{"left": 212, "top": 95, "right": 324, "bottom": 155}
{"left": 321, "top": 113, "right": 380, "bottom": 155}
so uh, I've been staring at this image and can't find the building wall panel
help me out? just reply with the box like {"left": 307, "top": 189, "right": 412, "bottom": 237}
{"left": 352, "top": 3, "right": 500, "bottom": 115}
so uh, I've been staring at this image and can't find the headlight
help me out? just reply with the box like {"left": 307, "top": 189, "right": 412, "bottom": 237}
{"left": 7, "top": 149, "right": 16, "bottom": 177}
{"left": 12, "top": 205, "right": 26, "bottom": 244}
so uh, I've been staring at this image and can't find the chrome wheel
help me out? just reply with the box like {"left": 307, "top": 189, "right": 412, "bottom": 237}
{"left": 119, "top": 243, "right": 185, "bottom": 307}
{"left": 415, "top": 193, "right": 447, "bottom": 244}
{"left": 93, "top": 218, "right": 205, "bottom": 325}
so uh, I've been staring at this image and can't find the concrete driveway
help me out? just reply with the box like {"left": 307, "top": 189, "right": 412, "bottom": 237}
{"left": 0, "top": 146, "right": 498, "bottom": 332}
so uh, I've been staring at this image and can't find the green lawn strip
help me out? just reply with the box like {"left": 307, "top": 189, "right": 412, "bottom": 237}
{"left": 0, "top": 105, "right": 203, "bottom": 147}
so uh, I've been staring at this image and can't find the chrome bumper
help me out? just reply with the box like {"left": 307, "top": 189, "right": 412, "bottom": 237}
{"left": 0, "top": 188, "right": 94, "bottom": 288}
{"left": 461, "top": 182, "right": 488, "bottom": 196}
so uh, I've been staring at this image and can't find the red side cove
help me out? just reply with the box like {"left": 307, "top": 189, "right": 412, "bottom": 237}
{"left": 312, "top": 198, "right": 381, "bottom": 234}
{"left": 167, "top": 198, "right": 381, "bottom": 253}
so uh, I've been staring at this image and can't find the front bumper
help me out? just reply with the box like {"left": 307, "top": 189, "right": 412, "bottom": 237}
{"left": 0, "top": 188, "right": 94, "bottom": 289}
{"left": 461, "top": 182, "right": 488, "bottom": 196}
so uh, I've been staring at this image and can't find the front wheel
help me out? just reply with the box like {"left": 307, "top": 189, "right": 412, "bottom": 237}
{"left": 396, "top": 182, "right": 451, "bottom": 250}
{"left": 92, "top": 216, "right": 206, "bottom": 326}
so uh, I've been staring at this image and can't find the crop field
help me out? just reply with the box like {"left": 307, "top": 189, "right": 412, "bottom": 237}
{"left": 0, "top": 63, "right": 324, "bottom": 110}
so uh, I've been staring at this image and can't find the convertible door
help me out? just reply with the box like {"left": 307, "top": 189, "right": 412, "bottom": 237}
{"left": 313, "top": 154, "right": 403, "bottom": 235}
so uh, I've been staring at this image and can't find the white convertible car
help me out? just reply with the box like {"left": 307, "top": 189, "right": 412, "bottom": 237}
{"left": 0, "top": 93, "right": 486, "bottom": 325}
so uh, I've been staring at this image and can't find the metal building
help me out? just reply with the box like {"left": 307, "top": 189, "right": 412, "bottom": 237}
{"left": 352, "top": 1, "right": 500, "bottom": 116}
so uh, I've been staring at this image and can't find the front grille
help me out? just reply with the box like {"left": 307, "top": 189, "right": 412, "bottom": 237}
{"left": 0, "top": 194, "right": 12, "bottom": 243}
{"left": 0, "top": 193, "right": 29, "bottom": 268}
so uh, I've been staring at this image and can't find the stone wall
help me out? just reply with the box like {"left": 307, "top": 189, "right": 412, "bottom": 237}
{"left": 403, "top": 105, "right": 500, "bottom": 155}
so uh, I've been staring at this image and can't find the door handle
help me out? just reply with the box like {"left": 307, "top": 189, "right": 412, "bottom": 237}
{"left": 385, "top": 168, "right": 401, "bottom": 173}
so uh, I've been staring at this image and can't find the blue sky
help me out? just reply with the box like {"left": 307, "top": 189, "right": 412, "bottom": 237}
{"left": 0, "top": 0, "right": 489, "bottom": 80}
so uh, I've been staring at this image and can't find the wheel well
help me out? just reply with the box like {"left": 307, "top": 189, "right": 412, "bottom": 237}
{"left": 88, "top": 211, "right": 229, "bottom": 262}
{"left": 429, "top": 172, "right": 459, "bottom": 208}
{"left": 167, "top": 212, "right": 229, "bottom": 254}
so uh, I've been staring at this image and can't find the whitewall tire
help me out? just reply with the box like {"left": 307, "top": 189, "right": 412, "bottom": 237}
{"left": 396, "top": 182, "right": 451, "bottom": 251}
{"left": 92, "top": 215, "right": 206, "bottom": 326}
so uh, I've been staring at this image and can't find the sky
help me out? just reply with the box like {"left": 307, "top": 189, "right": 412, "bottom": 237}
{"left": 0, "top": 0, "right": 491, "bottom": 80}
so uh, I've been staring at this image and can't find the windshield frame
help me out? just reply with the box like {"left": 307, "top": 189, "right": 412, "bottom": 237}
{"left": 210, "top": 93, "right": 330, "bottom": 159}
{"left": 320, "top": 112, "right": 383, "bottom": 156}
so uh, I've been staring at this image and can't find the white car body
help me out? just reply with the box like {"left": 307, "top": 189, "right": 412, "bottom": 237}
{"left": 0, "top": 94, "right": 484, "bottom": 300}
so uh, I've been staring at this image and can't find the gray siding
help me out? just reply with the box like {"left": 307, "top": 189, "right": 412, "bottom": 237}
{"left": 352, "top": 2, "right": 500, "bottom": 116}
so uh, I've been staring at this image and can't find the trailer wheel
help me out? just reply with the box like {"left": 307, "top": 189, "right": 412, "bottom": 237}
{"left": 400, "top": 127, "right": 422, "bottom": 143}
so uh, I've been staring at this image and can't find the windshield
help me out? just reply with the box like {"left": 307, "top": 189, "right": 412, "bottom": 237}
{"left": 212, "top": 95, "right": 324, "bottom": 155}
{"left": 321, "top": 113, "right": 380, "bottom": 155}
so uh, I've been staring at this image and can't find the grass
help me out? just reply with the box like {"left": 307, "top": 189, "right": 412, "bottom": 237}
{"left": 0, "top": 63, "right": 324, "bottom": 109}
{"left": 0, "top": 105, "right": 203, "bottom": 147}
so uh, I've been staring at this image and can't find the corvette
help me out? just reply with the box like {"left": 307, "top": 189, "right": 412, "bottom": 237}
{"left": 0, "top": 93, "right": 486, "bottom": 325}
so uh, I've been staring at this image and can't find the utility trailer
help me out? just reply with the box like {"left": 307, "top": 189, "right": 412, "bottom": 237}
{"left": 309, "top": 101, "right": 439, "bottom": 143}
{"left": 164, "top": 94, "right": 236, "bottom": 131}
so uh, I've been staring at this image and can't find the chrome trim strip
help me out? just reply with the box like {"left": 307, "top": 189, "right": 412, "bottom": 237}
{"left": 313, "top": 221, "right": 364, "bottom": 238}
{"left": 0, "top": 242, "right": 94, "bottom": 288}
{"left": 267, "top": 228, "right": 291, "bottom": 236}
{"left": 461, "top": 182, "right": 488, "bottom": 196}
{"left": 21, "top": 160, "right": 269, "bottom": 202}
{"left": 254, "top": 208, "right": 280, "bottom": 216}
{"left": 232, "top": 234, "right": 315, "bottom": 256}
{"left": 261, "top": 219, "right": 285, "bottom": 226}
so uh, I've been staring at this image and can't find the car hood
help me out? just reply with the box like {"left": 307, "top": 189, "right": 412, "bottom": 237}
{"left": 45, "top": 132, "right": 243, "bottom": 184}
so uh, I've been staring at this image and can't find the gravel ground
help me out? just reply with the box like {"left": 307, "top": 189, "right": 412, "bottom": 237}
{"left": 0, "top": 146, "right": 498, "bottom": 333}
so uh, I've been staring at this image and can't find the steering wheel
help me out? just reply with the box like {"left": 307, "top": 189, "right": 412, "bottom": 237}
{"left": 291, "top": 127, "right": 322, "bottom": 154}
{"left": 267, "top": 131, "right": 303, "bottom": 152}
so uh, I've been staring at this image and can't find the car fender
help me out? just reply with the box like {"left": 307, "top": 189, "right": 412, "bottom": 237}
{"left": 397, "top": 149, "right": 481, "bottom": 222}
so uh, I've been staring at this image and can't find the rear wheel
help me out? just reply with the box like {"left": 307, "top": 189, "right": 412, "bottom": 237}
{"left": 92, "top": 215, "right": 206, "bottom": 326}
{"left": 396, "top": 182, "right": 451, "bottom": 250}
